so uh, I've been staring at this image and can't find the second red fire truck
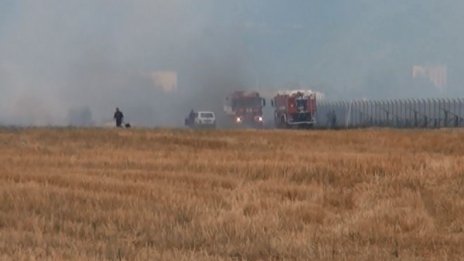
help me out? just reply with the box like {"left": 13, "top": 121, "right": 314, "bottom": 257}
{"left": 271, "top": 90, "right": 317, "bottom": 128}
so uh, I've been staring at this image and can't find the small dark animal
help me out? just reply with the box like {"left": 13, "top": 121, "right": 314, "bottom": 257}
{"left": 125, "top": 123, "right": 131, "bottom": 128}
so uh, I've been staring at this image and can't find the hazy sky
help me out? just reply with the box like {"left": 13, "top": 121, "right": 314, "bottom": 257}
{"left": 0, "top": 1, "right": 463, "bottom": 126}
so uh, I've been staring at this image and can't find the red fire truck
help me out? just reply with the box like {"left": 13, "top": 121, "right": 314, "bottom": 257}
{"left": 271, "top": 90, "right": 317, "bottom": 128}
{"left": 224, "top": 91, "right": 266, "bottom": 127}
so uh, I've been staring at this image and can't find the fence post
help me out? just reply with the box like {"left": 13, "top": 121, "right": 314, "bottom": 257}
{"left": 434, "top": 99, "right": 439, "bottom": 128}
{"left": 459, "top": 98, "right": 463, "bottom": 128}
{"left": 430, "top": 99, "right": 435, "bottom": 128}
{"left": 388, "top": 100, "right": 392, "bottom": 127}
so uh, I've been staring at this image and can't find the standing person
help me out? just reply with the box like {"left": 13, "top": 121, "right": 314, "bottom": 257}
{"left": 189, "top": 109, "right": 195, "bottom": 124}
{"left": 327, "top": 110, "right": 337, "bottom": 129}
{"left": 114, "top": 107, "right": 124, "bottom": 128}
{"left": 331, "top": 110, "right": 337, "bottom": 129}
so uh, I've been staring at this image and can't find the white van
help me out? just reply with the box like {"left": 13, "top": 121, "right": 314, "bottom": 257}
{"left": 185, "top": 111, "right": 216, "bottom": 129}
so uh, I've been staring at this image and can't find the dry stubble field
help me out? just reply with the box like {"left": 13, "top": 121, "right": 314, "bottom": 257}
{"left": 0, "top": 128, "right": 463, "bottom": 260}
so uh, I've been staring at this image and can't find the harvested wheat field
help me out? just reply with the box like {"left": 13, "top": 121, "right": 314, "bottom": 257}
{"left": 0, "top": 128, "right": 463, "bottom": 260}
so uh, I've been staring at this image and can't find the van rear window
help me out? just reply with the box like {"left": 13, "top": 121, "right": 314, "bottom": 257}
{"left": 200, "top": 112, "right": 214, "bottom": 118}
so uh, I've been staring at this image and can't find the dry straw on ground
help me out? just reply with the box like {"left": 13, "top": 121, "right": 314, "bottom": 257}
{"left": 0, "top": 128, "right": 463, "bottom": 260}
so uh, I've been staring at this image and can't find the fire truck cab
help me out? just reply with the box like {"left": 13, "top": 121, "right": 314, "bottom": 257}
{"left": 224, "top": 91, "right": 266, "bottom": 128}
{"left": 271, "top": 90, "right": 317, "bottom": 128}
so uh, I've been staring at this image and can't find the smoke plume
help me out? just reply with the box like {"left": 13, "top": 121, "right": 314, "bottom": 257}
{"left": 1, "top": 1, "right": 464, "bottom": 126}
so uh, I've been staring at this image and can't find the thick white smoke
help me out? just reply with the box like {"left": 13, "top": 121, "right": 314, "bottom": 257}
{"left": 0, "top": 0, "right": 248, "bottom": 126}
{"left": 1, "top": 1, "right": 464, "bottom": 126}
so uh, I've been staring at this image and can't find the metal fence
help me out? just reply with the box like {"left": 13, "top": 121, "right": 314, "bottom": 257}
{"left": 316, "top": 98, "right": 464, "bottom": 129}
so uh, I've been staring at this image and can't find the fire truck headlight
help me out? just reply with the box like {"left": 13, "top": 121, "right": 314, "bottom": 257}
{"left": 236, "top": 117, "right": 242, "bottom": 123}
{"left": 258, "top": 116, "right": 263, "bottom": 122}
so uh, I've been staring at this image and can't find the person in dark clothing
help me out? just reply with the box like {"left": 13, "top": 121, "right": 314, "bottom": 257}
{"left": 331, "top": 110, "right": 337, "bottom": 128}
{"left": 327, "top": 110, "right": 337, "bottom": 129}
{"left": 189, "top": 109, "right": 195, "bottom": 123}
{"left": 114, "top": 108, "right": 124, "bottom": 127}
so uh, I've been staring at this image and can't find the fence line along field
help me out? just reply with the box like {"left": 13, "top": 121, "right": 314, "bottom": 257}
{"left": 0, "top": 128, "right": 463, "bottom": 260}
